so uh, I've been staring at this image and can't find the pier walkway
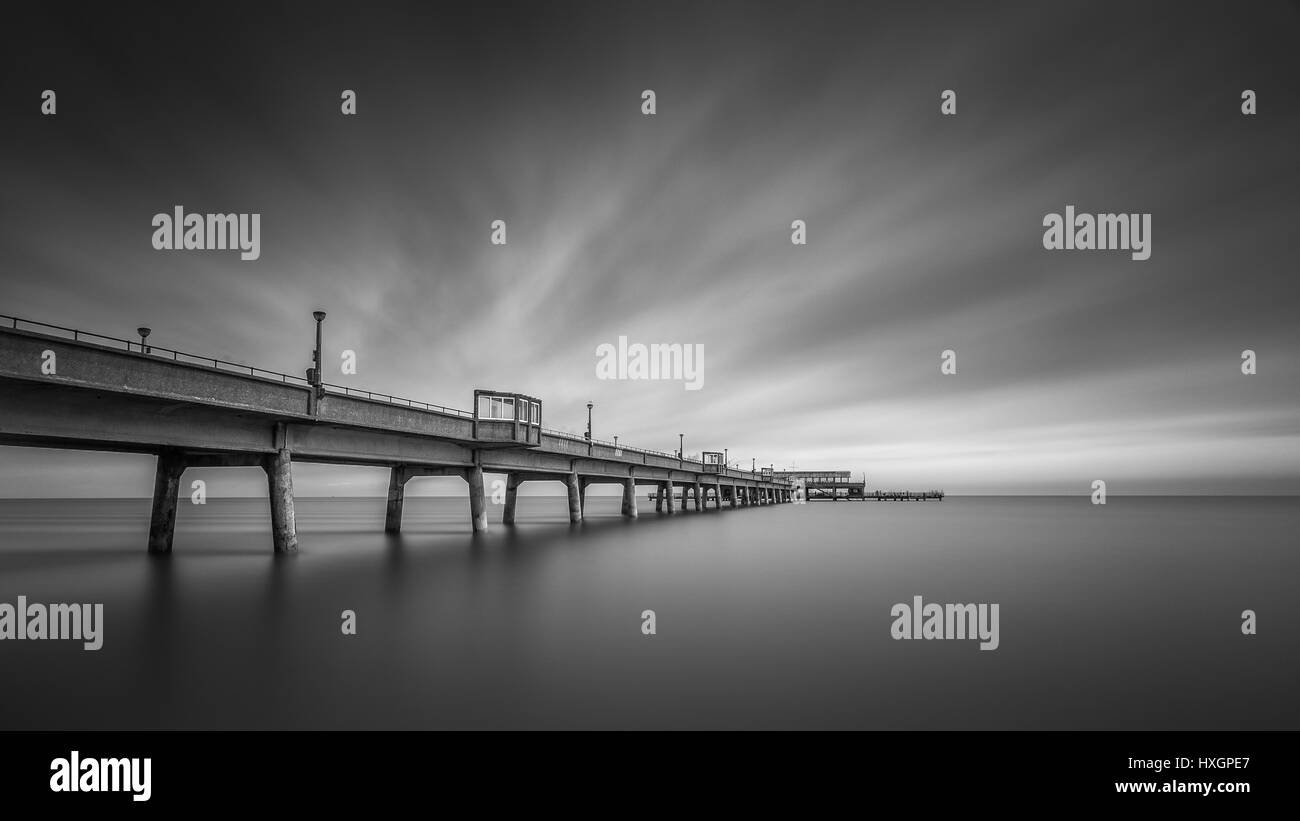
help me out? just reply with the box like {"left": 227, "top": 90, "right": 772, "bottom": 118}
{"left": 0, "top": 314, "right": 793, "bottom": 553}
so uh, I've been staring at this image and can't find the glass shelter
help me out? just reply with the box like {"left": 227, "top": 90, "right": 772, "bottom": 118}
{"left": 473, "top": 389, "right": 542, "bottom": 446}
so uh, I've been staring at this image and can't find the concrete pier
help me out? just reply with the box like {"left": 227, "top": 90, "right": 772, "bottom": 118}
{"left": 566, "top": 471, "right": 583, "bottom": 523}
{"left": 503, "top": 473, "right": 521, "bottom": 525}
{"left": 264, "top": 448, "right": 298, "bottom": 553}
{"left": 147, "top": 449, "right": 187, "bottom": 554}
{"left": 0, "top": 317, "right": 796, "bottom": 552}
{"left": 622, "top": 477, "right": 638, "bottom": 518}
{"left": 465, "top": 465, "right": 488, "bottom": 533}
{"left": 384, "top": 466, "right": 407, "bottom": 533}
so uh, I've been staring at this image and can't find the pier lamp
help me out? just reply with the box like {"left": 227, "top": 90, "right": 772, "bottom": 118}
{"left": 585, "top": 401, "right": 593, "bottom": 440}
{"left": 137, "top": 327, "right": 151, "bottom": 354}
{"left": 312, "top": 311, "right": 326, "bottom": 381}
{"left": 679, "top": 433, "right": 684, "bottom": 464}
{"left": 311, "top": 311, "right": 327, "bottom": 398}
{"left": 613, "top": 435, "right": 619, "bottom": 448}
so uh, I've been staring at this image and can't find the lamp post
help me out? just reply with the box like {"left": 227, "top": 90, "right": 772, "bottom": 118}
{"left": 724, "top": 448, "right": 728, "bottom": 473}
{"left": 614, "top": 435, "right": 619, "bottom": 449}
{"left": 311, "top": 311, "right": 326, "bottom": 383}
{"left": 308, "top": 311, "right": 327, "bottom": 407}
{"left": 137, "top": 327, "right": 151, "bottom": 354}
{"left": 585, "top": 401, "right": 593, "bottom": 440}
{"left": 679, "top": 433, "right": 684, "bottom": 466}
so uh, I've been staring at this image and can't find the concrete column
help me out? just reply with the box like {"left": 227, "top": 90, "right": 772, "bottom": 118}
{"left": 729, "top": 485, "right": 738, "bottom": 508}
{"left": 147, "top": 449, "right": 187, "bottom": 554}
{"left": 622, "top": 477, "right": 638, "bottom": 518}
{"left": 691, "top": 482, "right": 701, "bottom": 511}
{"left": 384, "top": 466, "right": 408, "bottom": 533}
{"left": 465, "top": 465, "right": 489, "bottom": 533}
{"left": 655, "top": 482, "right": 664, "bottom": 513}
{"left": 503, "top": 473, "right": 521, "bottom": 525}
{"left": 666, "top": 479, "right": 675, "bottom": 514}
{"left": 579, "top": 478, "right": 590, "bottom": 518}
{"left": 265, "top": 448, "right": 298, "bottom": 553}
{"left": 566, "top": 472, "right": 583, "bottom": 523}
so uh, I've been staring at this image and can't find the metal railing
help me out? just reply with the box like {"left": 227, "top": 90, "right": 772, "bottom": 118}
{"left": 538, "top": 426, "right": 784, "bottom": 483}
{"left": 2, "top": 312, "right": 788, "bottom": 482}
{"left": 320, "top": 382, "right": 474, "bottom": 418}
{"left": 1, "top": 313, "right": 313, "bottom": 385}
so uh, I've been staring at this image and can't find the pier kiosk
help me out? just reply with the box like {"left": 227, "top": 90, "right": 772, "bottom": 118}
{"left": 473, "top": 389, "right": 542, "bottom": 446}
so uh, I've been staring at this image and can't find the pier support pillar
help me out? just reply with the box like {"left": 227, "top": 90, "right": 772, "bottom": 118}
{"left": 503, "top": 473, "right": 520, "bottom": 525}
{"left": 147, "top": 449, "right": 187, "bottom": 554}
{"left": 729, "top": 486, "right": 738, "bottom": 508}
{"left": 693, "top": 482, "right": 703, "bottom": 511}
{"left": 265, "top": 448, "right": 298, "bottom": 553}
{"left": 579, "top": 478, "right": 590, "bottom": 518}
{"left": 655, "top": 482, "right": 664, "bottom": 513}
{"left": 665, "top": 479, "right": 675, "bottom": 514}
{"left": 465, "top": 465, "right": 489, "bottom": 533}
{"left": 622, "top": 477, "right": 638, "bottom": 518}
{"left": 566, "top": 472, "right": 583, "bottom": 523}
{"left": 384, "top": 466, "right": 408, "bottom": 533}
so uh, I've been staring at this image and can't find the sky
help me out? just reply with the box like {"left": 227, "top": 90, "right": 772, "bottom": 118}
{"left": 1, "top": 0, "right": 1298, "bottom": 496}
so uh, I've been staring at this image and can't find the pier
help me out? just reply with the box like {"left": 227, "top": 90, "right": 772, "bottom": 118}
{"left": 0, "top": 313, "right": 794, "bottom": 554}
{"left": 774, "top": 471, "right": 943, "bottom": 502}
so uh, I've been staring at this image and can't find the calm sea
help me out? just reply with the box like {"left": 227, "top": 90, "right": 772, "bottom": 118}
{"left": 0, "top": 496, "right": 1294, "bottom": 729}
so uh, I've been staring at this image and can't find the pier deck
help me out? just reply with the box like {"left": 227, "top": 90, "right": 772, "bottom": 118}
{"left": 0, "top": 315, "right": 793, "bottom": 553}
